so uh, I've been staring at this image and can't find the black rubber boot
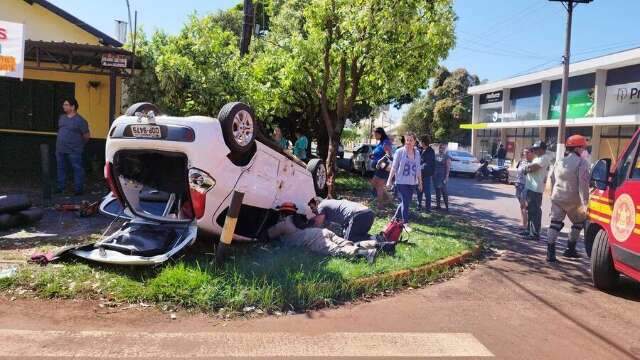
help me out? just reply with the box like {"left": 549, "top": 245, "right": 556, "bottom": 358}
{"left": 546, "top": 243, "right": 556, "bottom": 262}
{"left": 563, "top": 241, "right": 581, "bottom": 258}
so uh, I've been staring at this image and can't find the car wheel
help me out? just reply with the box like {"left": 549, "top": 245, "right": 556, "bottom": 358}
{"left": 591, "top": 229, "right": 619, "bottom": 291}
{"left": 307, "top": 159, "right": 328, "bottom": 197}
{"left": 218, "top": 102, "right": 257, "bottom": 154}
{"left": 0, "top": 213, "right": 19, "bottom": 230}
{"left": 0, "top": 194, "right": 31, "bottom": 214}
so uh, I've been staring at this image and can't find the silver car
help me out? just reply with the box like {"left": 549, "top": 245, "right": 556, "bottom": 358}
{"left": 351, "top": 144, "right": 376, "bottom": 176}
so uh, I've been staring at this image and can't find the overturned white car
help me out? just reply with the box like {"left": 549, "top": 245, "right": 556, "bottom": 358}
{"left": 72, "top": 102, "right": 327, "bottom": 265}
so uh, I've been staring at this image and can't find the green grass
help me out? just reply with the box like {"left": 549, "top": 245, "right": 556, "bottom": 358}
{"left": 1, "top": 172, "right": 480, "bottom": 313}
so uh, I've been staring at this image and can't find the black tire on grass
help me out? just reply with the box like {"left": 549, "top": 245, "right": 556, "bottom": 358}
{"left": 0, "top": 194, "right": 31, "bottom": 214}
{"left": 591, "top": 229, "right": 619, "bottom": 291}
{"left": 16, "top": 208, "right": 44, "bottom": 224}
{"left": 0, "top": 213, "right": 20, "bottom": 230}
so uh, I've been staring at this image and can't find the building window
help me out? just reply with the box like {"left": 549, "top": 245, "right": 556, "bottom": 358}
{"left": 510, "top": 84, "right": 541, "bottom": 121}
{"left": 548, "top": 73, "right": 596, "bottom": 120}
{"left": 0, "top": 78, "right": 75, "bottom": 132}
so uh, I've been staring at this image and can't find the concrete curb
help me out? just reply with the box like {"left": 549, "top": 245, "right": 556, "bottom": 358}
{"left": 351, "top": 243, "right": 483, "bottom": 289}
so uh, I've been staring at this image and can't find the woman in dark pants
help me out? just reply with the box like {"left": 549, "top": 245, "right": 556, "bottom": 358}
{"left": 386, "top": 133, "right": 422, "bottom": 230}
{"left": 369, "top": 128, "right": 393, "bottom": 209}
{"left": 433, "top": 143, "right": 451, "bottom": 211}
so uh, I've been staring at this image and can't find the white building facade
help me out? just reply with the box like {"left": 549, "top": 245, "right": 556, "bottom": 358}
{"left": 465, "top": 48, "right": 640, "bottom": 164}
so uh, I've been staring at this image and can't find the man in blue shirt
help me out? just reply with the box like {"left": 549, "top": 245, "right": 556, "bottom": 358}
{"left": 56, "top": 98, "right": 90, "bottom": 195}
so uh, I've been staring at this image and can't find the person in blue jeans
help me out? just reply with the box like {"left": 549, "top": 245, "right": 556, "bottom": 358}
{"left": 417, "top": 137, "right": 435, "bottom": 211}
{"left": 56, "top": 98, "right": 90, "bottom": 195}
{"left": 386, "top": 132, "right": 422, "bottom": 230}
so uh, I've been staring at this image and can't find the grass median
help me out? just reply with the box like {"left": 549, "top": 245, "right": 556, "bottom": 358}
{"left": 0, "top": 172, "right": 479, "bottom": 313}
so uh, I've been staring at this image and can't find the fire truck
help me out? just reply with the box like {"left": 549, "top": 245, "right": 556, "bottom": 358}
{"left": 586, "top": 129, "right": 640, "bottom": 290}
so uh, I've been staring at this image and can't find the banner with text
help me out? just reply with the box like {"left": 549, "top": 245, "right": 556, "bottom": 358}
{"left": 0, "top": 21, "right": 25, "bottom": 79}
{"left": 604, "top": 81, "right": 640, "bottom": 116}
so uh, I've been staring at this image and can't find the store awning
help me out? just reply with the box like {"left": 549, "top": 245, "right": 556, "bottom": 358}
{"left": 460, "top": 114, "right": 640, "bottom": 130}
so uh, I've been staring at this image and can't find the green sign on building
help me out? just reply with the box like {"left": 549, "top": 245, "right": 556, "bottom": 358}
{"left": 548, "top": 88, "right": 595, "bottom": 119}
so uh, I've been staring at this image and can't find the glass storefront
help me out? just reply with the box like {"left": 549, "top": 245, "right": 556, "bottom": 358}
{"left": 506, "top": 128, "right": 540, "bottom": 165}
{"left": 476, "top": 129, "right": 501, "bottom": 160}
{"left": 599, "top": 125, "right": 638, "bottom": 163}
{"left": 479, "top": 91, "right": 503, "bottom": 123}
{"left": 510, "top": 84, "right": 541, "bottom": 122}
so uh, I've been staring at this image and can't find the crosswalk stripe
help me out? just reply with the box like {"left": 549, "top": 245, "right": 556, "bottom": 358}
{"left": 0, "top": 329, "right": 494, "bottom": 358}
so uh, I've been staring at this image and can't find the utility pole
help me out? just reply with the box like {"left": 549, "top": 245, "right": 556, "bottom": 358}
{"left": 549, "top": 0, "right": 593, "bottom": 161}
{"left": 240, "top": 0, "right": 254, "bottom": 56}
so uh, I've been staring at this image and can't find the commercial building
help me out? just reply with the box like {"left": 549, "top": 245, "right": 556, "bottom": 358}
{"left": 464, "top": 47, "right": 640, "bottom": 164}
{"left": 1, "top": 0, "right": 133, "bottom": 172}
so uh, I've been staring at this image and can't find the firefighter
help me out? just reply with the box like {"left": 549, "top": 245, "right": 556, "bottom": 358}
{"left": 546, "top": 135, "right": 591, "bottom": 262}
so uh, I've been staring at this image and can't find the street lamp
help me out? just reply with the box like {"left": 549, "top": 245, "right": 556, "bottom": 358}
{"left": 548, "top": 0, "right": 593, "bottom": 161}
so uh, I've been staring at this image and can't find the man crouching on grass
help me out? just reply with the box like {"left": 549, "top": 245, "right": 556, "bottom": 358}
{"left": 308, "top": 197, "right": 376, "bottom": 242}
{"left": 267, "top": 202, "right": 378, "bottom": 263}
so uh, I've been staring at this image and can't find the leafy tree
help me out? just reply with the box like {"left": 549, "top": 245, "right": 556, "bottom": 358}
{"left": 258, "top": 0, "right": 456, "bottom": 197}
{"left": 402, "top": 67, "right": 480, "bottom": 144}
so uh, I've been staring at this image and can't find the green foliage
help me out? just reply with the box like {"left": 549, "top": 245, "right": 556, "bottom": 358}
{"left": 402, "top": 67, "right": 480, "bottom": 143}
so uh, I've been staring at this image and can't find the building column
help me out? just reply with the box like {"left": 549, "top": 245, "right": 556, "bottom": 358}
{"left": 540, "top": 80, "right": 550, "bottom": 121}
{"left": 471, "top": 94, "right": 480, "bottom": 157}
{"left": 500, "top": 89, "right": 510, "bottom": 146}
{"left": 591, "top": 69, "right": 608, "bottom": 160}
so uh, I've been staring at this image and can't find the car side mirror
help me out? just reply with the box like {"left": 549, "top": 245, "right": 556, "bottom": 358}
{"left": 590, "top": 158, "right": 611, "bottom": 191}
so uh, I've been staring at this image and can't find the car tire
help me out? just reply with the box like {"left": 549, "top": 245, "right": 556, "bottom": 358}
{"left": 0, "top": 213, "right": 19, "bottom": 230}
{"left": 591, "top": 229, "right": 619, "bottom": 291}
{"left": 16, "top": 208, "right": 44, "bottom": 224}
{"left": 0, "top": 194, "right": 31, "bottom": 214}
{"left": 125, "top": 102, "right": 163, "bottom": 116}
{"left": 218, "top": 102, "right": 257, "bottom": 154}
{"left": 307, "top": 158, "right": 328, "bottom": 197}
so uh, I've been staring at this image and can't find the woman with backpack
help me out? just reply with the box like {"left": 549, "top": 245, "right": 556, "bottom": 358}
{"left": 386, "top": 132, "right": 423, "bottom": 230}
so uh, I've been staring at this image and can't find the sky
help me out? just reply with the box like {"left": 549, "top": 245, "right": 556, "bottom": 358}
{"left": 47, "top": 0, "right": 640, "bottom": 120}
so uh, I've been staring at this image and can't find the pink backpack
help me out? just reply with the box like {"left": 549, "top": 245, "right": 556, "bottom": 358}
{"left": 382, "top": 219, "right": 405, "bottom": 242}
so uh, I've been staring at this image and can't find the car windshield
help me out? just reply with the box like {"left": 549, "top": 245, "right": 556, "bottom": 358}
{"left": 449, "top": 151, "right": 474, "bottom": 158}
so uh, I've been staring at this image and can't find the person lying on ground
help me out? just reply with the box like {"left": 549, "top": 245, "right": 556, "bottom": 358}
{"left": 267, "top": 203, "right": 379, "bottom": 263}
{"left": 308, "top": 197, "right": 376, "bottom": 242}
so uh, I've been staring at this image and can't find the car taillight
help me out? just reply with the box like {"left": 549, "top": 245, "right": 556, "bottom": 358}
{"left": 104, "top": 162, "right": 122, "bottom": 202}
{"left": 188, "top": 168, "right": 215, "bottom": 219}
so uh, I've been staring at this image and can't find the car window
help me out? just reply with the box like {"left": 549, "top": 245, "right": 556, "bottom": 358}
{"left": 615, "top": 133, "right": 640, "bottom": 184}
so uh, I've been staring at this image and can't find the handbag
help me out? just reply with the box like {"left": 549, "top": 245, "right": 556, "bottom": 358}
{"left": 376, "top": 154, "right": 392, "bottom": 171}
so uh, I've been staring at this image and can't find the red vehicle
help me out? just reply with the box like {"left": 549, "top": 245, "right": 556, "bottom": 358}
{"left": 586, "top": 130, "right": 640, "bottom": 290}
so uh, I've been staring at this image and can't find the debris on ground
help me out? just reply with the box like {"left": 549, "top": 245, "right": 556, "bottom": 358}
{"left": 0, "top": 194, "right": 44, "bottom": 231}
{"left": 0, "top": 265, "right": 18, "bottom": 279}
{"left": 1, "top": 230, "right": 57, "bottom": 240}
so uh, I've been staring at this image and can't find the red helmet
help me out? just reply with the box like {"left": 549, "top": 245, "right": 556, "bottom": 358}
{"left": 277, "top": 202, "right": 298, "bottom": 214}
{"left": 566, "top": 135, "right": 588, "bottom": 148}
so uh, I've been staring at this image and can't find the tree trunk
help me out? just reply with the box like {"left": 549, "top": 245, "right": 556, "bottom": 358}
{"left": 325, "top": 132, "right": 339, "bottom": 199}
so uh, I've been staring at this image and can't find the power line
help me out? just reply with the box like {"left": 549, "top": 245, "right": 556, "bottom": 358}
{"left": 456, "top": 45, "right": 552, "bottom": 60}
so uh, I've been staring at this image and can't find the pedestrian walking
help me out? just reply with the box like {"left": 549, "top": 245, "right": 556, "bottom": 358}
{"left": 293, "top": 130, "right": 308, "bottom": 161}
{"left": 417, "top": 137, "right": 435, "bottom": 211}
{"left": 273, "top": 126, "right": 289, "bottom": 150}
{"left": 369, "top": 127, "right": 393, "bottom": 209}
{"left": 433, "top": 143, "right": 451, "bottom": 211}
{"left": 546, "top": 135, "right": 591, "bottom": 262}
{"left": 524, "top": 140, "right": 552, "bottom": 241}
{"left": 495, "top": 144, "right": 507, "bottom": 166}
{"left": 515, "top": 148, "right": 533, "bottom": 233}
{"left": 387, "top": 133, "right": 423, "bottom": 229}
{"left": 55, "top": 98, "right": 90, "bottom": 195}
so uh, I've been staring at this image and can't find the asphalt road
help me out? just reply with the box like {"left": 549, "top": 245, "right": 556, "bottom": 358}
{"left": 1, "top": 177, "right": 639, "bottom": 359}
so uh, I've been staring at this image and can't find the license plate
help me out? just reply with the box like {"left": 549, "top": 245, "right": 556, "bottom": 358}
{"left": 130, "top": 124, "right": 161, "bottom": 138}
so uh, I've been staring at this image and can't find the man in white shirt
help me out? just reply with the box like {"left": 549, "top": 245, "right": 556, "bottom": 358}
{"left": 524, "top": 140, "right": 552, "bottom": 241}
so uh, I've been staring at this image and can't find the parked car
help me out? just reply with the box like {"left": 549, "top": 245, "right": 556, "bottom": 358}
{"left": 351, "top": 144, "right": 375, "bottom": 176}
{"left": 72, "top": 102, "right": 327, "bottom": 265}
{"left": 448, "top": 150, "right": 482, "bottom": 176}
{"left": 586, "top": 128, "right": 640, "bottom": 290}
